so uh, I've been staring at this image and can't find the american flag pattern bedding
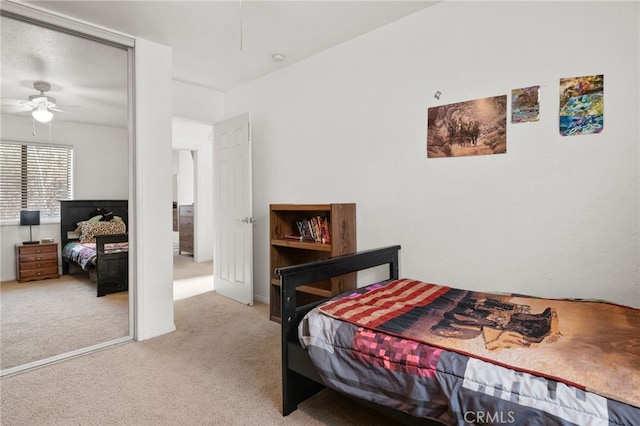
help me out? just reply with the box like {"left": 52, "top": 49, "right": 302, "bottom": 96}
{"left": 300, "top": 279, "right": 640, "bottom": 425}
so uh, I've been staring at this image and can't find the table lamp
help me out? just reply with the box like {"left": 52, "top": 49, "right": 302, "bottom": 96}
{"left": 20, "top": 210, "right": 40, "bottom": 244}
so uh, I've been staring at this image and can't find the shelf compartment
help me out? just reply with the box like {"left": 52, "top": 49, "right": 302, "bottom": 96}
{"left": 269, "top": 203, "right": 356, "bottom": 322}
{"left": 271, "top": 239, "right": 332, "bottom": 252}
{"left": 271, "top": 279, "right": 333, "bottom": 297}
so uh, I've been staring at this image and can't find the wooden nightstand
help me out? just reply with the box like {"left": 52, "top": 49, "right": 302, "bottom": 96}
{"left": 15, "top": 242, "right": 60, "bottom": 283}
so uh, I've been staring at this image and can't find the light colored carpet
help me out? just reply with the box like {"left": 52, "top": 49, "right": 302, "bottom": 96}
{"left": 173, "top": 254, "right": 214, "bottom": 300}
{"left": 1, "top": 287, "right": 403, "bottom": 425}
{"left": 173, "top": 253, "right": 214, "bottom": 281}
{"left": 1, "top": 275, "right": 129, "bottom": 370}
{"left": 1, "top": 253, "right": 213, "bottom": 371}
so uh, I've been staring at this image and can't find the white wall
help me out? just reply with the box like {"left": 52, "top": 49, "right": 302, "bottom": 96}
{"left": 133, "top": 38, "right": 175, "bottom": 340}
{"left": 225, "top": 1, "right": 640, "bottom": 307}
{"left": 174, "top": 150, "right": 195, "bottom": 205}
{"left": 173, "top": 79, "right": 224, "bottom": 124}
{"left": 0, "top": 115, "right": 128, "bottom": 281}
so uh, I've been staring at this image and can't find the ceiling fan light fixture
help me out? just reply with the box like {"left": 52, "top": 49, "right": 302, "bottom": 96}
{"left": 32, "top": 104, "right": 53, "bottom": 123}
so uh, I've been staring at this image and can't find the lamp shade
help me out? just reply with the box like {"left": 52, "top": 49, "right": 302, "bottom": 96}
{"left": 20, "top": 210, "right": 40, "bottom": 226}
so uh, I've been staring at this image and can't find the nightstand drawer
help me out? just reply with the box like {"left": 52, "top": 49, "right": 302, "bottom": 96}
{"left": 18, "top": 244, "right": 57, "bottom": 255}
{"left": 19, "top": 259, "right": 58, "bottom": 271}
{"left": 19, "top": 251, "right": 58, "bottom": 263}
{"left": 19, "top": 267, "right": 59, "bottom": 280}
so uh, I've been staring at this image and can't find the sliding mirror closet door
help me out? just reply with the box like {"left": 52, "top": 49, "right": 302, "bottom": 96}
{"left": 0, "top": 12, "right": 132, "bottom": 374}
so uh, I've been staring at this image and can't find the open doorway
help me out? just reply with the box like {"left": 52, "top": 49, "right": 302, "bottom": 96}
{"left": 172, "top": 119, "right": 214, "bottom": 300}
{"left": 173, "top": 149, "right": 195, "bottom": 257}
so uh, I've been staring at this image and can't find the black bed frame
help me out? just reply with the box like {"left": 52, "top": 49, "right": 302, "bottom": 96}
{"left": 277, "top": 245, "right": 438, "bottom": 424}
{"left": 59, "top": 200, "right": 129, "bottom": 297}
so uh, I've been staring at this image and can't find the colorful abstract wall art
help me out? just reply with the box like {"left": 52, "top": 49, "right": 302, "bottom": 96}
{"left": 427, "top": 95, "right": 507, "bottom": 158}
{"left": 559, "top": 74, "right": 604, "bottom": 136}
{"left": 511, "top": 86, "right": 540, "bottom": 123}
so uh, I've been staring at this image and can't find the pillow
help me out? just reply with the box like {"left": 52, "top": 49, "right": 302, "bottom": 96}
{"left": 74, "top": 215, "right": 103, "bottom": 233}
{"left": 79, "top": 220, "right": 126, "bottom": 243}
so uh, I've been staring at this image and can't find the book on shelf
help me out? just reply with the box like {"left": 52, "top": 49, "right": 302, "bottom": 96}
{"left": 294, "top": 216, "right": 330, "bottom": 243}
{"left": 320, "top": 217, "right": 331, "bottom": 244}
{"left": 284, "top": 234, "right": 303, "bottom": 241}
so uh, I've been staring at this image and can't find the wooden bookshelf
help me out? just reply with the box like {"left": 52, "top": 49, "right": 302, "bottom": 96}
{"left": 269, "top": 203, "right": 356, "bottom": 322}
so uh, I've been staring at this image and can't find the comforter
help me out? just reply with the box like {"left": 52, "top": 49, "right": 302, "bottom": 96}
{"left": 62, "top": 241, "right": 128, "bottom": 271}
{"left": 300, "top": 279, "right": 640, "bottom": 425}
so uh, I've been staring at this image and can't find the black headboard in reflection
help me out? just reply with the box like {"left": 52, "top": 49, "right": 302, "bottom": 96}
{"left": 59, "top": 200, "right": 128, "bottom": 273}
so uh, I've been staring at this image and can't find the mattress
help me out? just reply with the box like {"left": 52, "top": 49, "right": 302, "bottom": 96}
{"left": 299, "top": 280, "right": 640, "bottom": 425}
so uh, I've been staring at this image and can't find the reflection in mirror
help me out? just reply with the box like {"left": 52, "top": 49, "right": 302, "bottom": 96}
{"left": 0, "top": 14, "right": 130, "bottom": 373}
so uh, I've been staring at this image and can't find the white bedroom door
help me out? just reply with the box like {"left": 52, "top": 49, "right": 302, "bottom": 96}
{"left": 213, "top": 113, "right": 254, "bottom": 306}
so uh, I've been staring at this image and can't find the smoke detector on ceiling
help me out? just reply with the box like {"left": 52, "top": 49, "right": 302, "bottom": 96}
{"left": 271, "top": 53, "right": 285, "bottom": 63}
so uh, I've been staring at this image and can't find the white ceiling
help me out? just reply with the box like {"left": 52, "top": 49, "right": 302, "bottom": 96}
{"left": 1, "top": 14, "right": 130, "bottom": 128}
{"left": 1, "top": 1, "right": 438, "bottom": 127}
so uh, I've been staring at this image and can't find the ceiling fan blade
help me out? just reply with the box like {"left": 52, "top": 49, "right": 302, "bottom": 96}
{"left": 1, "top": 98, "right": 23, "bottom": 104}
{"left": 1, "top": 105, "right": 31, "bottom": 113}
{"left": 2, "top": 98, "right": 27, "bottom": 106}
{"left": 1, "top": 99, "right": 35, "bottom": 111}
{"left": 3, "top": 82, "right": 82, "bottom": 119}
{"left": 49, "top": 107, "right": 74, "bottom": 114}
{"left": 19, "top": 101, "right": 36, "bottom": 110}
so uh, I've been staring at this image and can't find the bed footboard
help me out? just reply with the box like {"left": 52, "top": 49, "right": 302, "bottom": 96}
{"left": 95, "top": 234, "right": 128, "bottom": 297}
{"left": 276, "top": 245, "right": 401, "bottom": 416}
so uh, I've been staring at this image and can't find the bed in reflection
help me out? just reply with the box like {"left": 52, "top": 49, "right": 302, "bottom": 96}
{"left": 60, "top": 200, "right": 128, "bottom": 297}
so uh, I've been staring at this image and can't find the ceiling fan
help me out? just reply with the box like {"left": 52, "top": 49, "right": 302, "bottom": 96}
{"left": 2, "top": 81, "right": 73, "bottom": 123}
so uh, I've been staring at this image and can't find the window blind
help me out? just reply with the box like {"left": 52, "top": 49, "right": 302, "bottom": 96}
{"left": 0, "top": 142, "right": 72, "bottom": 221}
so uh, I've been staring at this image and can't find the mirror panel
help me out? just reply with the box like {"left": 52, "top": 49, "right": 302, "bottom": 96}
{"left": 0, "top": 14, "right": 130, "bottom": 372}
